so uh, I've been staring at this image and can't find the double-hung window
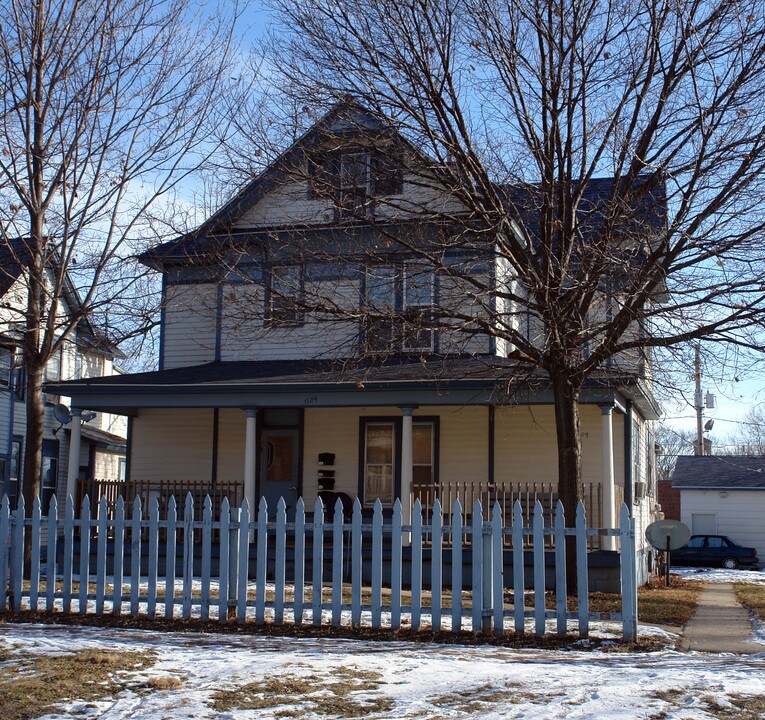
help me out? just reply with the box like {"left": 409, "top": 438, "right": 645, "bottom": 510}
{"left": 268, "top": 265, "right": 303, "bottom": 325}
{"left": 0, "top": 346, "right": 11, "bottom": 387}
{"left": 364, "top": 266, "right": 397, "bottom": 352}
{"left": 363, "top": 422, "right": 395, "bottom": 506}
{"left": 403, "top": 263, "right": 434, "bottom": 351}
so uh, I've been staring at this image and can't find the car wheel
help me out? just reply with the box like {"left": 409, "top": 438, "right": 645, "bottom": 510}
{"left": 722, "top": 557, "right": 739, "bottom": 570}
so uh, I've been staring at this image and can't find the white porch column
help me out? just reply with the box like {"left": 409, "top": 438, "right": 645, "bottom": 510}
{"left": 66, "top": 409, "right": 82, "bottom": 501}
{"left": 243, "top": 408, "right": 257, "bottom": 512}
{"left": 400, "top": 406, "right": 414, "bottom": 526}
{"left": 601, "top": 404, "right": 617, "bottom": 551}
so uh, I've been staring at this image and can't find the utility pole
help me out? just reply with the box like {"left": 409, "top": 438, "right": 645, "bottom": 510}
{"left": 695, "top": 345, "right": 704, "bottom": 456}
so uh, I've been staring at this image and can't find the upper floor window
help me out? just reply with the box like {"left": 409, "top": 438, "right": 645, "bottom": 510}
{"left": 43, "top": 348, "right": 62, "bottom": 383}
{"left": 267, "top": 265, "right": 303, "bottom": 325}
{"left": 0, "top": 346, "right": 12, "bottom": 387}
{"left": 364, "top": 264, "right": 435, "bottom": 353}
{"left": 308, "top": 148, "right": 403, "bottom": 219}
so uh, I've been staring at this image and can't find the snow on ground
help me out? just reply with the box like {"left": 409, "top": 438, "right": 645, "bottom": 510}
{"left": 671, "top": 567, "right": 765, "bottom": 585}
{"left": 2, "top": 623, "right": 765, "bottom": 719}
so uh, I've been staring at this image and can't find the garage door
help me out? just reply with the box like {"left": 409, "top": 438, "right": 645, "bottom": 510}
{"left": 692, "top": 513, "right": 717, "bottom": 534}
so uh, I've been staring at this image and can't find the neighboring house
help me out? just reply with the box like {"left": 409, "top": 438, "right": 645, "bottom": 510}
{"left": 671, "top": 455, "right": 765, "bottom": 560}
{"left": 49, "top": 102, "right": 661, "bottom": 581}
{"left": 0, "top": 239, "right": 127, "bottom": 509}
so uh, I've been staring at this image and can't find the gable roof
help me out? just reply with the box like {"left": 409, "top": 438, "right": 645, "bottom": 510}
{"left": 671, "top": 455, "right": 765, "bottom": 490}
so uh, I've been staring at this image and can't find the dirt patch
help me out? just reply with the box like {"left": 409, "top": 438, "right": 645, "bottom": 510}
{"left": 0, "top": 648, "right": 155, "bottom": 720}
{"left": 431, "top": 680, "right": 560, "bottom": 713}
{"left": 651, "top": 688, "right": 765, "bottom": 720}
{"left": 210, "top": 665, "right": 392, "bottom": 717}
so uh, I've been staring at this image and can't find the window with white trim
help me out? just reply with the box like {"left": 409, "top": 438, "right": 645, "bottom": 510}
{"left": 364, "top": 422, "right": 395, "bottom": 506}
{"left": 403, "top": 263, "right": 434, "bottom": 351}
{"left": 268, "top": 265, "right": 303, "bottom": 325}
{"left": 364, "top": 266, "right": 397, "bottom": 352}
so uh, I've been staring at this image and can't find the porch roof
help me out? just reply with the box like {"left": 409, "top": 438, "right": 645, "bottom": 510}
{"left": 47, "top": 356, "right": 658, "bottom": 418}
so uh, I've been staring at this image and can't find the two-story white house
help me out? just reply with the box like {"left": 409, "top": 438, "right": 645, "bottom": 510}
{"left": 0, "top": 239, "right": 127, "bottom": 509}
{"left": 48, "top": 103, "right": 661, "bottom": 581}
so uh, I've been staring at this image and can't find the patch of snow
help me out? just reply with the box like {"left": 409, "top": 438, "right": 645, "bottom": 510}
{"left": 671, "top": 567, "right": 765, "bottom": 584}
{"left": 2, "top": 623, "right": 765, "bottom": 719}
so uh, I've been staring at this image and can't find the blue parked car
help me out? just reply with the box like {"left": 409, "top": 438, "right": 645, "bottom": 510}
{"left": 672, "top": 535, "right": 760, "bottom": 570}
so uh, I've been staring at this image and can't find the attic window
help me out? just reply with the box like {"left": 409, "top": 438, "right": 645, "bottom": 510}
{"left": 307, "top": 149, "right": 403, "bottom": 218}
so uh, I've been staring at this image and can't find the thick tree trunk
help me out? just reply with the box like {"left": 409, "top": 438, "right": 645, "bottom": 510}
{"left": 550, "top": 368, "right": 584, "bottom": 594}
{"left": 21, "top": 361, "right": 44, "bottom": 507}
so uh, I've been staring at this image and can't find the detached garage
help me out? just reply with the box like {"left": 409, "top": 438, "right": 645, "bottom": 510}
{"left": 671, "top": 455, "right": 765, "bottom": 561}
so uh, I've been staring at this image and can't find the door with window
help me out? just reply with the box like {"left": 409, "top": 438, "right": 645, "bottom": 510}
{"left": 260, "top": 429, "right": 299, "bottom": 516}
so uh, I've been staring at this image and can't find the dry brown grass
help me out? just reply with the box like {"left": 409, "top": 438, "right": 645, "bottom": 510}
{"left": 0, "top": 648, "right": 155, "bottom": 720}
{"left": 734, "top": 583, "right": 765, "bottom": 624}
{"left": 144, "top": 675, "right": 184, "bottom": 691}
{"left": 652, "top": 689, "right": 765, "bottom": 720}
{"left": 209, "top": 664, "right": 393, "bottom": 717}
{"left": 589, "top": 576, "right": 703, "bottom": 627}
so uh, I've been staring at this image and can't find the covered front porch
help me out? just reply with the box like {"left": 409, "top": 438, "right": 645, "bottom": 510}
{"left": 50, "top": 358, "right": 652, "bottom": 558}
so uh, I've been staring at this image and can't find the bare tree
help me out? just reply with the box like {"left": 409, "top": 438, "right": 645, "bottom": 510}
{"left": 255, "top": 0, "right": 765, "bottom": 534}
{"left": 0, "top": 0, "right": 243, "bottom": 504}
{"left": 719, "top": 406, "right": 765, "bottom": 455}
{"left": 655, "top": 424, "right": 695, "bottom": 484}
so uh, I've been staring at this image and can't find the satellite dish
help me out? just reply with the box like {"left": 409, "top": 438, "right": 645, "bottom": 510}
{"left": 646, "top": 519, "right": 691, "bottom": 551}
{"left": 646, "top": 519, "right": 692, "bottom": 588}
{"left": 53, "top": 403, "right": 72, "bottom": 424}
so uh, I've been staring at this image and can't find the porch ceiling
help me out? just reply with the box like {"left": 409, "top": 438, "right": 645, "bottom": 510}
{"left": 46, "top": 356, "right": 656, "bottom": 417}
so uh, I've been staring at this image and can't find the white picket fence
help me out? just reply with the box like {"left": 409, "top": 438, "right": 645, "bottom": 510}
{"left": 0, "top": 493, "right": 638, "bottom": 641}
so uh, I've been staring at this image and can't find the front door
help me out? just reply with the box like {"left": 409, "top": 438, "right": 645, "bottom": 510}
{"left": 260, "top": 429, "right": 299, "bottom": 516}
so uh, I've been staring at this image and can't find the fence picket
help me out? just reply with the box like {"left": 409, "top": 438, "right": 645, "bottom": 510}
{"left": 182, "top": 494, "right": 194, "bottom": 620}
{"left": 576, "top": 502, "right": 589, "bottom": 637}
{"left": 238, "top": 498, "right": 251, "bottom": 624}
{"left": 29, "top": 497, "right": 41, "bottom": 612}
{"left": 113, "top": 496, "right": 125, "bottom": 616}
{"left": 492, "top": 502, "right": 504, "bottom": 637}
{"left": 201, "top": 496, "right": 212, "bottom": 621}
{"left": 255, "top": 498, "right": 268, "bottom": 624}
{"left": 471, "top": 499, "right": 483, "bottom": 633}
{"left": 79, "top": 495, "right": 91, "bottom": 615}
{"left": 411, "top": 499, "right": 423, "bottom": 632}
{"left": 312, "top": 497, "right": 325, "bottom": 626}
{"left": 96, "top": 496, "right": 108, "bottom": 615}
{"left": 0, "top": 496, "right": 10, "bottom": 611}
{"left": 554, "top": 501, "right": 567, "bottom": 638}
{"left": 11, "top": 497, "right": 24, "bottom": 612}
{"left": 533, "top": 501, "right": 545, "bottom": 637}
{"left": 431, "top": 499, "right": 443, "bottom": 632}
{"left": 350, "top": 499, "right": 362, "bottom": 627}
{"left": 274, "top": 498, "right": 287, "bottom": 624}
{"left": 147, "top": 496, "right": 159, "bottom": 619}
{"left": 218, "top": 497, "right": 230, "bottom": 624}
{"left": 451, "top": 500, "right": 463, "bottom": 632}
{"left": 294, "top": 498, "right": 306, "bottom": 625}
{"left": 331, "top": 498, "right": 343, "bottom": 628}
{"left": 370, "top": 499, "right": 383, "bottom": 629}
{"left": 45, "top": 495, "right": 57, "bottom": 612}
{"left": 390, "top": 500, "right": 402, "bottom": 630}
{"left": 620, "top": 504, "right": 637, "bottom": 641}
{"left": 131, "top": 497, "right": 142, "bottom": 617}
{"left": 62, "top": 496, "right": 73, "bottom": 613}
{"left": 512, "top": 501, "right": 525, "bottom": 636}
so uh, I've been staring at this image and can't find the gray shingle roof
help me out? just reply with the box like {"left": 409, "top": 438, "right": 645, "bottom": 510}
{"left": 671, "top": 455, "right": 765, "bottom": 490}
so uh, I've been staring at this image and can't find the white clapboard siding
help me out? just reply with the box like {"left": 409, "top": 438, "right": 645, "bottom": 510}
{"left": 0, "top": 492, "right": 638, "bottom": 642}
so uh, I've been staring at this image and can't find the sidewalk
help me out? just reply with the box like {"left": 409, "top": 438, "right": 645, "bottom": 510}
{"left": 679, "top": 582, "right": 761, "bottom": 654}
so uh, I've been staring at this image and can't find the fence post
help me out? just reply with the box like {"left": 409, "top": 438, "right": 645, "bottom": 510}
{"left": 45, "top": 495, "right": 57, "bottom": 612}
{"left": 451, "top": 499, "right": 463, "bottom": 632}
{"left": 533, "top": 500, "right": 545, "bottom": 637}
{"left": 620, "top": 504, "right": 637, "bottom": 642}
{"left": 312, "top": 496, "right": 325, "bottom": 626}
{"left": 29, "top": 497, "right": 41, "bottom": 612}
{"left": 0, "top": 496, "right": 10, "bottom": 611}
{"left": 182, "top": 494, "right": 194, "bottom": 620}
{"left": 10, "top": 496, "right": 24, "bottom": 612}
{"left": 79, "top": 495, "right": 91, "bottom": 615}
{"left": 256, "top": 497, "right": 268, "bottom": 625}
{"left": 512, "top": 500, "right": 525, "bottom": 636}
{"left": 131, "top": 497, "right": 142, "bottom": 618}
{"left": 576, "top": 502, "right": 589, "bottom": 638}
{"left": 370, "top": 499, "right": 382, "bottom": 628}
{"left": 201, "top": 495, "right": 212, "bottom": 622}
{"left": 294, "top": 497, "right": 306, "bottom": 625}
{"left": 228, "top": 504, "right": 239, "bottom": 620}
{"left": 351, "top": 498, "right": 362, "bottom": 628}
{"left": 431, "top": 499, "right": 443, "bottom": 633}
{"left": 554, "top": 501, "right": 567, "bottom": 638}
{"left": 390, "top": 499, "right": 402, "bottom": 630}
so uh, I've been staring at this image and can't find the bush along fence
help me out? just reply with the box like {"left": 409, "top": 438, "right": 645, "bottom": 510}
{"left": 0, "top": 494, "right": 638, "bottom": 641}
